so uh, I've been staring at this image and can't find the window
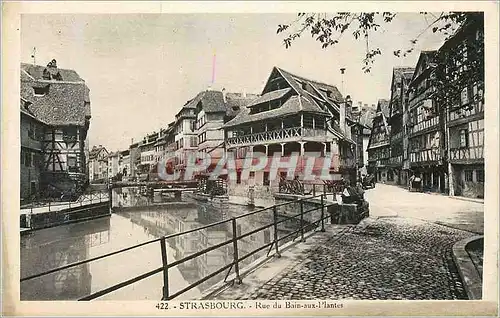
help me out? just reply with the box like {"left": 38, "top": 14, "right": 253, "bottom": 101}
{"left": 459, "top": 129, "right": 468, "bottom": 148}
{"left": 190, "top": 136, "right": 197, "bottom": 147}
{"left": 236, "top": 171, "right": 242, "bottom": 184}
{"left": 303, "top": 114, "right": 314, "bottom": 128}
{"left": 460, "top": 87, "right": 469, "bottom": 105}
{"left": 21, "top": 150, "right": 25, "bottom": 165}
{"left": 263, "top": 172, "right": 270, "bottom": 186}
{"left": 33, "top": 86, "right": 49, "bottom": 96}
{"left": 464, "top": 170, "right": 473, "bottom": 182}
{"left": 63, "top": 127, "right": 78, "bottom": 142}
{"left": 28, "top": 122, "right": 35, "bottom": 139}
{"left": 33, "top": 153, "right": 41, "bottom": 167}
{"left": 249, "top": 171, "right": 255, "bottom": 178}
{"left": 476, "top": 170, "right": 484, "bottom": 183}
{"left": 25, "top": 151, "right": 32, "bottom": 167}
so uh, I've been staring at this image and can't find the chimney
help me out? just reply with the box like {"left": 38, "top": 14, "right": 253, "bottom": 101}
{"left": 222, "top": 88, "right": 227, "bottom": 103}
{"left": 242, "top": 88, "right": 247, "bottom": 98}
{"left": 47, "top": 59, "right": 57, "bottom": 68}
{"left": 339, "top": 102, "right": 346, "bottom": 135}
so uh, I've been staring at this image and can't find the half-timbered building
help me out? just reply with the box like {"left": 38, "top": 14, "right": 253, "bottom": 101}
{"left": 367, "top": 99, "right": 391, "bottom": 182}
{"left": 407, "top": 51, "right": 447, "bottom": 193}
{"left": 388, "top": 67, "right": 415, "bottom": 186}
{"left": 440, "top": 14, "right": 484, "bottom": 198}
{"left": 223, "top": 66, "right": 357, "bottom": 195}
{"left": 88, "top": 145, "right": 109, "bottom": 183}
{"left": 20, "top": 60, "right": 91, "bottom": 196}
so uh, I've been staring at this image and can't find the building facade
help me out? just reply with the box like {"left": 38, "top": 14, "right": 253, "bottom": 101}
{"left": 224, "top": 66, "right": 357, "bottom": 195}
{"left": 88, "top": 145, "right": 109, "bottom": 183}
{"left": 20, "top": 98, "right": 45, "bottom": 200}
{"left": 441, "top": 14, "right": 484, "bottom": 198}
{"left": 388, "top": 67, "right": 415, "bottom": 186}
{"left": 367, "top": 99, "right": 391, "bottom": 183}
{"left": 366, "top": 14, "right": 484, "bottom": 199}
{"left": 20, "top": 60, "right": 91, "bottom": 197}
{"left": 407, "top": 52, "right": 447, "bottom": 193}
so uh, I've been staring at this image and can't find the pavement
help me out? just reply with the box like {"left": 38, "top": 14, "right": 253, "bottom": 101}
{"left": 207, "top": 183, "right": 483, "bottom": 300}
{"left": 365, "top": 184, "right": 484, "bottom": 234}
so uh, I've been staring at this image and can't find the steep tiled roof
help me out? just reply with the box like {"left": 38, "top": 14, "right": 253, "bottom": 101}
{"left": 377, "top": 99, "right": 390, "bottom": 118}
{"left": 276, "top": 67, "right": 344, "bottom": 104}
{"left": 247, "top": 88, "right": 291, "bottom": 107}
{"left": 89, "top": 146, "right": 108, "bottom": 160}
{"left": 358, "top": 106, "right": 377, "bottom": 129}
{"left": 224, "top": 93, "right": 259, "bottom": 118}
{"left": 393, "top": 67, "right": 415, "bottom": 84}
{"left": 224, "top": 94, "right": 326, "bottom": 128}
{"left": 20, "top": 63, "right": 90, "bottom": 126}
{"left": 21, "top": 63, "right": 84, "bottom": 82}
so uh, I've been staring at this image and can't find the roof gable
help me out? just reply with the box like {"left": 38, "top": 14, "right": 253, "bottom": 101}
{"left": 410, "top": 51, "right": 436, "bottom": 84}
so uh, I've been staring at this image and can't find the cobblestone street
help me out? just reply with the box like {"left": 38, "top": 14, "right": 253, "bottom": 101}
{"left": 210, "top": 184, "right": 483, "bottom": 300}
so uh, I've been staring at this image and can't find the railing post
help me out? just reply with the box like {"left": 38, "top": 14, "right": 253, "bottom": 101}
{"left": 312, "top": 184, "right": 316, "bottom": 197}
{"left": 323, "top": 184, "right": 326, "bottom": 195}
{"left": 108, "top": 187, "right": 113, "bottom": 213}
{"left": 272, "top": 206, "right": 281, "bottom": 258}
{"left": 231, "top": 218, "right": 242, "bottom": 284}
{"left": 160, "top": 236, "right": 170, "bottom": 300}
{"left": 320, "top": 194, "right": 325, "bottom": 232}
{"left": 300, "top": 200, "right": 305, "bottom": 242}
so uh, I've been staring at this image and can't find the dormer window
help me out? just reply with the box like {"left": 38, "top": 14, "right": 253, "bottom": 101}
{"left": 42, "top": 69, "right": 51, "bottom": 80}
{"left": 33, "top": 86, "right": 49, "bottom": 96}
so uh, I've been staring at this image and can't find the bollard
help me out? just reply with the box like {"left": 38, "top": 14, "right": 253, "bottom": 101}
{"left": 160, "top": 236, "right": 169, "bottom": 300}
{"left": 231, "top": 218, "right": 242, "bottom": 284}
{"left": 320, "top": 193, "right": 325, "bottom": 231}
{"left": 272, "top": 206, "right": 281, "bottom": 257}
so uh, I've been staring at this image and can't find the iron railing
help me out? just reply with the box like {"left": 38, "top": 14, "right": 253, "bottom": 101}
{"left": 20, "top": 194, "right": 334, "bottom": 301}
{"left": 21, "top": 190, "right": 110, "bottom": 215}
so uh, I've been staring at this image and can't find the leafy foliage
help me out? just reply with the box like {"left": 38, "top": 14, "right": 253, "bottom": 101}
{"left": 277, "top": 12, "right": 479, "bottom": 73}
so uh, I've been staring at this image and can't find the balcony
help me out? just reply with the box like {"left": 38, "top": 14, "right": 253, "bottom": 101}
{"left": 409, "top": 148, "right": 443, "bottom": 166}
{"left": 230, "top": 154, "right": 341, "bottom": 174}
{"left": 226, "top": 127, "right": 327, "bottom": 148}
{"left": 448, "top": 102, "right": 484, "bottom": 127}
{"left": 408, "top": 115, "right": 440, "bottom": 137}
{"left": 388, "top": 155, "right": 403, "bottom": 167}
{"left": 449, "top": 146, "right": 484, "bottom": 163}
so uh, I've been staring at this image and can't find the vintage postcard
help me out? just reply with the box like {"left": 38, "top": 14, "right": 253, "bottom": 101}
{"left": 2, "top": 1, "right": 498, "bottom": 316}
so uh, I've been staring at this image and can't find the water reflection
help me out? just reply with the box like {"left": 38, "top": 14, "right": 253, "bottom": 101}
{"left": 20, "top": 218, "right": 109, "bottom": 300}
{"left": 21, "top": 188, "right": 293, "bottom": 300}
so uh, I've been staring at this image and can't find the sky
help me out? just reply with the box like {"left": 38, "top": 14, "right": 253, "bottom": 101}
{"left": 21, "top": 13, "right": 450, "bottom": 151}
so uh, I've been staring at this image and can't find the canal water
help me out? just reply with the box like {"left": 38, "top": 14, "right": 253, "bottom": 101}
{"left": 20, "top": 188, "right": 294, "bottom": 301}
